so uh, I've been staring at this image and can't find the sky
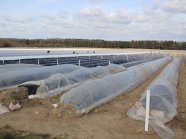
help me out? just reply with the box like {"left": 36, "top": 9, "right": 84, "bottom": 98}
{"left": 0, "top": 0, "right": 186, "bottom": 41}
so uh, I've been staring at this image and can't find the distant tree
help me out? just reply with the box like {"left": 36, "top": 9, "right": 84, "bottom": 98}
{"left": 2, "top": 41, "right": 11, "bottom": 47}
{"left": 25, "top": 39, "right": 30, "bottom": 45}
{"left": 0, "top": 38, "right": 185, "bottom": 50}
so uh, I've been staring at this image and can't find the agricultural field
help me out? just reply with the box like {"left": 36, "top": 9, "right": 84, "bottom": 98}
{"left": 0, "top": 49, "right": 185, "bottom": 139}
{"left": 1, "top": 0, "right": 186, "bottom": 138}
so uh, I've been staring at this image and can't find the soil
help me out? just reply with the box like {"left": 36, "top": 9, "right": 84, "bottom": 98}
{"left": 0, "top": 87, "right": 28, "bottom": 106}
{"left": 0, "top": 56, "right": 185, "bottom": 139}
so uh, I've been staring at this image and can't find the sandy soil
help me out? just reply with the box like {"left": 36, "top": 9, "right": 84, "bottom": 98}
{"left": 0, "top": 57, "right": 185, "bottom": 139}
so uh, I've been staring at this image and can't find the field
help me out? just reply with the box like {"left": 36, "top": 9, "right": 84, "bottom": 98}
{"left": 1, "top": 0, "right": 186, "bottom": 138}
{"left": 0, "top": 49, "right": 185, "bottom": 139}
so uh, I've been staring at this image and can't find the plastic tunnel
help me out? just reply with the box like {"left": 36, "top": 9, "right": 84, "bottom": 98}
{"left": 0, "top": 64, "right": 81, "bottom": 90}
{"left": 20, "top": 64, "right": 126, "bottom": 97}
{"left": 122, "top": 57, "right": 158, "bottom": 68}
{"left": 60, "top": 57, "right": 171, "bottom": 114}
{"left": 0, "top": 64, "right": 42, "bottom": 73}
{"left": 127, "top": 56, "right": 181, "bottom": 139}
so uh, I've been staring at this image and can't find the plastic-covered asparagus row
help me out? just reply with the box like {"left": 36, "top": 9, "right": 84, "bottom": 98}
{"left": 127, "top": 56, "right": 180, "bottom": 139}
{"left": 0, "top": 64, "right": 81, "bottom": 90}
{"left": 0, "top": 64, "right": 42, "bottom": 73}
{"left": 60, "top": 57, "right": 171, "bottom": 114}
{"left": 20, "top": 64, "right": 126, "bottom": 97}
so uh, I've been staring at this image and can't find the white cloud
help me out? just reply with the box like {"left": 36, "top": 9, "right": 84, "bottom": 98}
{"left": 76, "top": 6, "right": 133, "bottom": 28}
{"left": 163, "top": 0, "right": 186, "bottom": 14}
{"left": 43, "top": 14, "right": 57, "bottom": 19}
{"left": 184, "top": 24, "right": 186, "bottom": 29}
{"left": 0, "top": 1, "right": 186, "bottom": 41}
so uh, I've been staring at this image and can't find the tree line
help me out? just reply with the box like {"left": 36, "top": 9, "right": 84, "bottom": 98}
{"left": 0, "top": 38, "right": 185, "bottom": 50}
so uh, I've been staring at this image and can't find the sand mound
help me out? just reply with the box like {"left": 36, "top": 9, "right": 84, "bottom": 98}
{"left": 0, "top": 87, "right": 28, "bottom": 107}
{"left": 55, "top": 103, "right": 77, "bottom": 119}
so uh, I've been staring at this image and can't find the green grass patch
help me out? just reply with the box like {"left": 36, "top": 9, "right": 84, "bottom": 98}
{"left": 3, "top": 125, "right": 11, "bottom": 129}
{"left": 0, "top": 125, "right": 51, "bottom": 139}
{"left": 10, "top": 91, "right": 19, "bottom": 101}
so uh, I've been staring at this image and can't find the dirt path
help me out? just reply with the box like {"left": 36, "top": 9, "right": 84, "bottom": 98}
{"left": 0, "top": 57, "right": 185, "bottom": 139}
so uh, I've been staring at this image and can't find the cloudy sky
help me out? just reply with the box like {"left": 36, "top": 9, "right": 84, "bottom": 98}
{"left": 0, "top": 0, "right": 185, "bottom": 41}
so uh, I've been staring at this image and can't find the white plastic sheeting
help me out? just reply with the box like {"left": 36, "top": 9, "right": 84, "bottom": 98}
{"left": 60, "top": 57, "right": 171, "bottom": 114}
{"left": 0, "top": 100, "right": 10, "bottom": 114}
{"left": 0, "top": 104, "right": 10, "bottom": 114}
{"left": 127, "top": 56, "right": 180, "bottom": 139}
{"left": 0, "top": 64, "right": 41, "bottom": 73}
{"left": 0, "top": 64, "right": 81, "bottom": 90}
{"left": 0, "top": 49, "right": 150, "bottom": 60}
{"left": 122, "top": 57, "right": 158, "bottom": 68}
{"left": 20, "top": 64, "right": 126, "bottom": 97}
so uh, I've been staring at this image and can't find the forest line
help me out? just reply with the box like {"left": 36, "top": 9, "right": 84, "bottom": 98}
{"left": 0, "top": 38, "right": 185, "bottom": 50}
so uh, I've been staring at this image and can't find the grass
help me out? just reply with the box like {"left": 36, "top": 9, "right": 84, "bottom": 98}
{"left": 10, "top": 91, "right": 19, "bottom": 101}
{"left": 3, "top": 125, "right": 11, "bottom": 129}
{"left": 0, "top": 125, "right": 72, "bottom": 139}
{"left": 0, "top": 125, "right": 51, "bottom": 139}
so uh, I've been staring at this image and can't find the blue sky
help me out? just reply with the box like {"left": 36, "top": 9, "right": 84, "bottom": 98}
{"left": 0, "top": 0, "right": 186, "bottom": 41}
{"left": 0, "top": 0, "right": 143, "bottom": 15}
